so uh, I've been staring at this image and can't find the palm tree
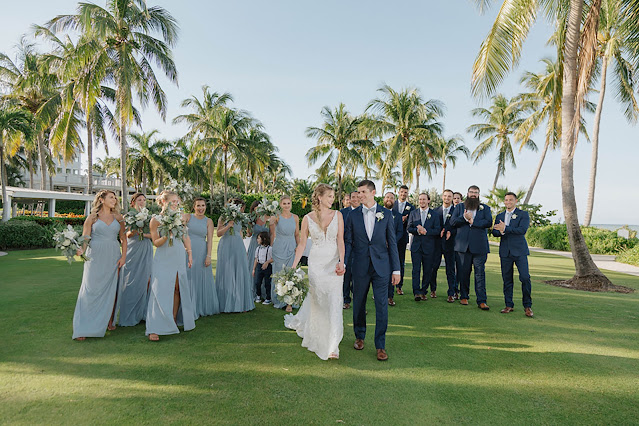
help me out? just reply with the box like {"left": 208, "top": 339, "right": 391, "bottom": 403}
{"left": 584, "top": 0, "right": 639, "bottom": 225}
{"left": 484, "top": 186, "right": 527, "bottom": 212}
{"left": 306, "top": 103, "right": 364, "bottom": 207}
{"left": 467, "top": 94, "right": 536, "bottom": 191}
{"left": 354, "top": 114, "right": 383, "bottom": 180}
{"left": 292, "top": 178, "right": 315, "bottom": 209}
{"left": 403, "top": 135, "right": 439, "bottom": 194}
{"left": 1, "top": 102, "right": 33, "bottom": 221}
{"left": 48, "top": 0, "right": 179, "bottom": 206}
{"left": 471, "top": 0, "right": 613, "bottom": 287}
{"left": 432, "top": 135, "right": 469, "bottom": 192}
{"left": 127, "top": 130, "right": 173, "bottom": 195}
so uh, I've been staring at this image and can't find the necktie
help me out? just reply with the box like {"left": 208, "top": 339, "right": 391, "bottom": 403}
{"left": 364, "top": 206, "right": 375, "bottom": 240}
{"left": 443, "top": 207, "right": 449, "bottom": 221}
{"left": 421, "top": 210, "right": 426, "bottom": 225}
{"left": 505, "top": 211, "right": 512, "bottom": 226}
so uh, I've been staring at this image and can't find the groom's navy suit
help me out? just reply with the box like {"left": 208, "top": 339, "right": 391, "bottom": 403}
{"left": 450, "top": 201, "right": 492, "bottom": 305}
{"left": 345, "top": 204, "right": 400, "bottom": 350}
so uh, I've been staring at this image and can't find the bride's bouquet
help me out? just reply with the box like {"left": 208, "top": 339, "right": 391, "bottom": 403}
{"left": 124, "top": 207, "right": 151, "bottom": 240}
{"left": 273, "top": 267, "right": 309, "bottom": 306}
{"left": 53, "top": 225, "right": 90, "bottom": 264}
{"left": 220, "top": 203, "right": 251, "bottom": 236}
{"left": 155, "top": 208, "right": 186, "bottom": 247}
{"left": 254, "top": 198, "right": 280, "bottom": 218}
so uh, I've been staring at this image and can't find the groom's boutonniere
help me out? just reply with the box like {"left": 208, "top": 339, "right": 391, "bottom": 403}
{"left": 375, "top": 212, "right": 384, "bottom": 222}
{"left": 427, "top": 213, "right": 431, "bottom": 220}
{"left": 511, "top": 213, "right": 517, "bottom": 219}
{"left": 446, "top": 213, "right": 451, "bottom": 218}
{"left": 405, "top": 206, "right": 411, "bottom": 211}
{"left": 479, "top": 205, "right": 484, "bottom": 210}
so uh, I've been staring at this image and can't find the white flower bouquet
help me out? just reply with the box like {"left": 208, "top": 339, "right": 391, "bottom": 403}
{"left": 53, "top": 225, "right": 90, "bottom": 264}
{"left": 273, "top": 267, "right": 309, "bottom": 306}
{"left": 165, "top": 179, "right": 196, "bottom": 209}
{"left": 255, "top": 198, "right": 280, "bottom": 218}
{"left": 220, "top": 203, "right": 250, "bottom": 235}
{"left": 155, "top": 208, "right": 186, "bottom": 247}
{"left": 124, "top": 207, "right": 151, "bottom": 240}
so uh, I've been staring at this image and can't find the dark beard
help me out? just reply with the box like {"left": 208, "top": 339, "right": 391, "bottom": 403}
{"left": 384, "top": 201, "right": 394, "bottom": 209}
{"left": 465, "top": 197, "right": 480, "bottom": 211}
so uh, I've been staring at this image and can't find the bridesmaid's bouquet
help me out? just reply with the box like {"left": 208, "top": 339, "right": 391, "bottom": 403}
{"left": 254, "top": 198, "right": 280, "bottom": 218}
{"left": 124, "top": 207, "right": 151, "bottom": 240}
{"left": 273, "top": 267, "right": 309, "bottom": 306}
{"left": 155, "top": 208, "right": 186, "bottom": 247}
{"left": 53, "top": 225, "right": 90, "bottom": 264}
{"left": 220, "top": 203, "right": 251, "bottom": 236}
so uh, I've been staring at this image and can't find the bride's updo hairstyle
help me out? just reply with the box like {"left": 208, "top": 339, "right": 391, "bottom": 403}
{"left": 311, "top": 183, "right": 334, "bottom": 230}
{"left": 157, "top": 190, "right": 179, "bottom": 212}
{"left": 91, "top": 190, "right": 120, "bottom": 216}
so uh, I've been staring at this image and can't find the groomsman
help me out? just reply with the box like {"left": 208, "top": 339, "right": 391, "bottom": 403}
{"left": 452, "top": 192, "right": 463, "bottom": 298}
{"left": 450, "top": 185, "right": 492, "bottom": 310}
{"left": 342, "top": 191, "right": 360, "bottom": 309}
{"left": 393, "top": 185, "right": 414, "bottom": 295}
{"left": 407, "top": 193, "right": 443, "bottom": 301}
{"left": 342, "top": 193, "right": 351, "bottom": 209}
{"left": 431, "top": 189, "right": 457, "bottom": 303}
{"left": 492, "top": 192, "right": 534, "bottom": 317}
{"left": 384, "top": 192, "right": 404, "bottom": 306}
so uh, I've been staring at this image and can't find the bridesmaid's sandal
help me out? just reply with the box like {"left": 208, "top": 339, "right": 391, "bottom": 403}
{"left": 74, "top": 337, "right": 86, "bottom": 341}
{"left": 149, "top": 334, "right": 159, "bottom": 341}
{"left": 285, "top": 305, "right": 293, "bottom": 313}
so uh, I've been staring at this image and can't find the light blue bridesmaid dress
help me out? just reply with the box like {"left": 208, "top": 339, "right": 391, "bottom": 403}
{"left": 72, "top": 218, "right": 122, "bottom": 339}
{"left": 146, "top": 234, "right": 196, "bottom": 336}
{"left": 215, "top": 222, "right": 255, "bottom": 313}
{"left": 117, "top": 233, "right": 152, "bottom": 326}
{"left": 271, "top": 214, "right": 297, "bottom": 309}
{"left": 187, "top": 214, "right": 220, "bottom": 317}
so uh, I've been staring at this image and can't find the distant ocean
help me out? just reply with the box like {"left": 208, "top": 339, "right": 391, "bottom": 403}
{"left": 591, "top": 224, "right": 639, "bottom": 232}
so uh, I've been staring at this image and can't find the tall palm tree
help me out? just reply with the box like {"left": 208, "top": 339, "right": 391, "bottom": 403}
{"left": 403, "top": 134, "right": 439, "bottom": 194}
{"left": 584, "top": 0, "right": 639, "bottom": 225}
{"left": 306, "top": 103, "right": 364, "bottom": 207}
{"left": 432, "top": 135, "right": 469, "bottom": 192}
{"left": 48, "top": 0, "right": 179, "bottom": 206}
{"left": 127, "top": 130, "right": 172, "bottom": 195}
{"left": 467, "top": 94, "right": 536, "bottom": 191}
{"left": 292, "top": 178, "right": 315, "bottom": 209}
{"left": 354, "top": 114, "right": 383, "bottom": 180}
{"left": 1, "top": 103, "right": 33, "bottom": 221}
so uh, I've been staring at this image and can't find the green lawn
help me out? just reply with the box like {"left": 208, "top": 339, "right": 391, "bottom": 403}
{"left": 1, "top": 247, "right": 638, "bottom": 424}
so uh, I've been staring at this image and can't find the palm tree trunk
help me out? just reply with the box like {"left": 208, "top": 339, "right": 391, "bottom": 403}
{"left": 37, "top": 134, "right": 47, "bottom": 190}
{"left": 1, "top": 135, "right": 10, "bottom": 222}
{"left": 523, "top": 138, "right": 551, "bottom": 205}
{"left": 141, "top": 162, "right": 147, "bottom": 195}
{"left": 209, "top": 166, "right": 215, "bottom": 214}
{"left": 337, "top": 173, "right": 343, "bottom": 209}
{"left": 492, "top": 168, "right": 500, "bottom": 192}
{"left": 584, "top": 59, "right": 608, "bottom": 226}
{"left": 223, "top": 149, "right": 228, "bottom": 203}
{"left": 120, "top": 120, "right": 127, "bottom": 205}
{"left": 415, "top": 167, "right": 420, "bottom": 194}
{"left": 561, "top": 0, "right": 610, "bottom": 287}
{"left": 442, "top": 162, "right": 447, "bottom": 193}
{"left": 28, "top": 154, "right": 34, "bottom": 189}
{"left": 86, "top": 117, "right": 94, "bottom": 194}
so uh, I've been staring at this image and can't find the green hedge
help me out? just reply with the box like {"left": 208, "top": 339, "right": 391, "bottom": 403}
{"left": 10, "top": 216, "right": 85, "bottom": 227}
{"left": 0, "top": 221, "right": 53, "bottom": 250}
{"left": 617, "top": 246, "right": 639, "bottom": 267}
{"left": 526, "top": 225, "right": 638, "bottom": 254}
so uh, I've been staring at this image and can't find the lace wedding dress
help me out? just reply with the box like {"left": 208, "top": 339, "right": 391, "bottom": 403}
{"left": 284, "top": 213, "right": 344, "bottom": 360}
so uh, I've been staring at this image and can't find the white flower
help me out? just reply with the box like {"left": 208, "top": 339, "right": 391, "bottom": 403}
{"left": 375, "top": 212, "right": 384, "bottom": 222}
{"left": 405, "top": 206, "right": 411, "bottom": 211}
{"left": 62, "top": 239, "right": 71, "bottom": 247}
{"left": 446, "top": 213, "right": 451, "bottom": 218}
{"left": 479, "top": 205, "right": 484, "bottom": 210}
{"left": 511, "top": 214, "right": 517, "bottom": 219}
{"left": 427, "top": 213, "right": 431, "bottom": 220}
{"left": 63, "top": 226, "right": 77, "bottom": 240}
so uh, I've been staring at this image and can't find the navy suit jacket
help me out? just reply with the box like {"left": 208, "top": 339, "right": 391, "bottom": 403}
{"left": 491, "top": 208, "right": 530, "bottom": 257}
{"left": 450, "top": 202, "right": 491, "bottom": 254}
{"left": 433, "top": 205, "right": 457, "bottom": 251}
{"left": 393, "top": 200, "right": 414, "bottom": 243}
{"left": 390, "top": 207, "right": 404, "bottom": 243}
{"left": 344, "top": 205, "right": 401, "bottom": 278}
{"left": 407, "top": 208, "right": 443, "bottom": 254}
{"left": 340, "top": 207, "right": 353, "bottom": 222}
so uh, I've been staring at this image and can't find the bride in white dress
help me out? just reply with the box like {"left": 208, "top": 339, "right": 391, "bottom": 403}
{"left": 284, "top": 184, "right": 346, "bottom": 360}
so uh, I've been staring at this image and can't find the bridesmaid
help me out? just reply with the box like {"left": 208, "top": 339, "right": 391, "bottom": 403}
{"left": 117, "top": 192, "right": 152, "bottom": 327}
{"left": 247, "top": 200, "right": 270, "bottom": 301}
{"left": 215, "top": 198, "right": 255, "bottom": 313}
{"left": 73, "top": 190, "right": 127, "bottom": 340}
{"left": 185, "top": 197, "right": 220, "bottom": 318}
{"left": 146, "top": 191, "right": 196, "bottom": 341}
{"left": 270, "top": 195, "right": 300, "bottom": 311}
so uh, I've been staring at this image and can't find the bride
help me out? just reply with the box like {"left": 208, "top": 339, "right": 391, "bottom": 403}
{"left": 284, "top": 183, "right": 346, "bottom": 360}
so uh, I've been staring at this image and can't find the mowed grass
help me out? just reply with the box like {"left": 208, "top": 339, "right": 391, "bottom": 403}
{"left": 1, "top": 245, "right": 639, "bottom": 425}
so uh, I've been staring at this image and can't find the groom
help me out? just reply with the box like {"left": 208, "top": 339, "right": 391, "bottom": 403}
{"left": 344, "top": 180, "right": 401, "bottom": 361}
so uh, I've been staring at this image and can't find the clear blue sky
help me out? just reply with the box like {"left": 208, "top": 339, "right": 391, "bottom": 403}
{"left": 2, "top": 0, "right": 637, "bottom": 225}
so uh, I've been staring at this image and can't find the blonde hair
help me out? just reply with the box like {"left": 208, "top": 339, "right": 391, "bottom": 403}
{"left": 91, "top": 190, "right": 120, "bottom": 216}
{"left": 311, "top": 183, "right": 334, "bottom": 231}
{"left": 279, "top": 194, "right": 291, "bottom": 204}
{"left": 157, "top": 190, "right": 180, "bottom": 212}
{"left": 130, "top": 192, "right": 146, "bottom": 208}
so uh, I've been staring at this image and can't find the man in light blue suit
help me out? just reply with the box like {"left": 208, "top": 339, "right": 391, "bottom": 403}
{"left": 341, "top": 191, "right": 360, "bottom": 309}
{"left": 492, "top": 192, "right": 534, "bottom": 317}
{"left": 407, "top": 193, "right": 444, "bottom": 301}
{"left": 450, "top": 185, "right": 492, "bottom": 310}
{"left": 344, "top": 180, "right": 400, "bottom": 361}
{"left": 384, "top": 191, "right": 404, "bottom": 306}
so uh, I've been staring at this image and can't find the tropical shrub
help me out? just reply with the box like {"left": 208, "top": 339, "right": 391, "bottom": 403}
{"left": 617, "top": 246, "right": 639, "bottom": 267}
{"left": 526, "top": 225, "right": 637, "bottom": 254}
{"left": 0, "top": 221, "right": 51, "bottom": 250}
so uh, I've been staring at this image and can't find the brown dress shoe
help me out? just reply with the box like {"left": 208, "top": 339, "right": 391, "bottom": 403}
{"left": 525, "top": 307, "right": 534, "bottom": 317}
{"left": 343, "top": 303, "right": 350, "bottom": 310}
{"left": 500, "top": 307, "right": 514, "bottom": 313}
{"left": 388, "top": 298, "right": 396, "bottom": 306}
{"left": 397, "top": 288, "right": 404, "bottom": 295}
{"left": 447, "top": 296, "right": 454, "bottom": 303}
{"left": 414, "top": 295, "right": 421, "bottom": 301}
{"left": 454, "top": 292, "right": 460, "bottom": 300}
{"left": 460, "top": 298, "right": 469, "bottom": 305}
{"left": 354, "top": 339, "right": 365, "bottom": 350}
{"left": 478, "top": 303, "right": 490, "bottom": 310}
{"left": 420, "top": 294, "right": 428, "bottom": 301}
{"left": 430, "top": 291, "right": 437, "bottom": 298}
{"left": 376, "top": 349, "right": 388, "bottom": 361}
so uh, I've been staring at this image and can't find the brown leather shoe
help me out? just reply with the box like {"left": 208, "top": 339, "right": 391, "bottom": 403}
{"left": 430, "top": 291, "right": 437, "bottom": 298}
{"left": 500, "top": 307, "right": 514, "bottom": 313}
{"left": 454, "top": 292, "right": 460, "bottom": 300}
{"left": 414, "top": 295, "right": 421, "bottom": 301}
{"left": 343, "top": 303, "right": 350, "bottom": 310}
{"left": 478, "top": 303, "right": 490, "bottom": 311}
{"left": 420, "top": 294, "right": 428, "bottom": 301}
{"left": 460, "top": 298, "right": 469, "bottom": 305}
{"left": 397, "top": 288, "right": 404, "bottom": 295}
{"left": 447, "top": 296, "right": 454, "bottom": 303}
{"left": 376, "top": 349, "right": 388, "bottom": 361}
{"left": 388, "top": 298, "right": 396, "bottom": 306}
{"left": 354, "top": 339, "right": 364, "bottom": 350}
{"left": 525, "top": 307, "right": 534, "bottom": 317}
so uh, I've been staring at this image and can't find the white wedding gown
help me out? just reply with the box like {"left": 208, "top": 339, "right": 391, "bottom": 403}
{"left": 284, "top": 213, "right": 343, "bottom": 360}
